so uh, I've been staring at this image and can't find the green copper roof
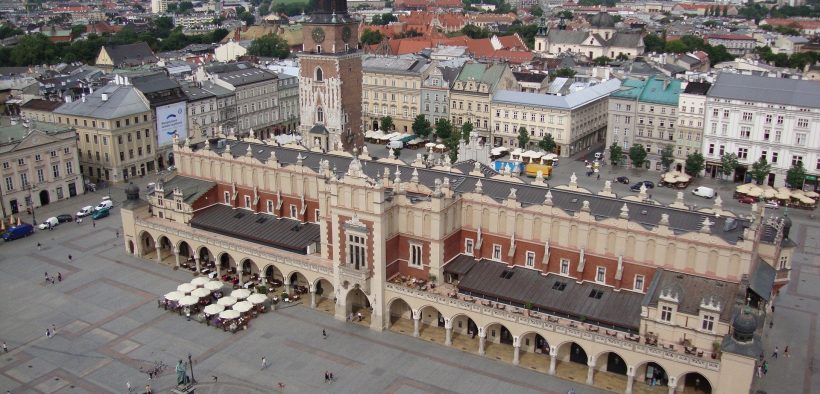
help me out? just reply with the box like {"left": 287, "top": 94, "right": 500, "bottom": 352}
{"left": 611, "top": 76, "right": 680, "bottom": 106}
{"left": 457, "top": 63, "right": 507, "bottom": 88}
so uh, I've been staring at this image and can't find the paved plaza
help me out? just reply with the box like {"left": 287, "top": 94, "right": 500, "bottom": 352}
{"left": 0, "top": 163, "right": 817, "bottom": 394}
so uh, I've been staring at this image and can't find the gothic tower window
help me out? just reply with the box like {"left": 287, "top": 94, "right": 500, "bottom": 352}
{"left": 315, "top": 67, "right": 323, "bottom": 82}
{"left": 317, "top": 107, "right": 324, "bottom": 123}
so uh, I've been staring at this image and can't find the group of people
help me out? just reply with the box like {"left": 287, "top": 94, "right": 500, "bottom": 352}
{"left": 347, "top": 312, "right": 364, "bottom": 322}
{"left": 44, "top": 271, "right": 62, "bottom": 285}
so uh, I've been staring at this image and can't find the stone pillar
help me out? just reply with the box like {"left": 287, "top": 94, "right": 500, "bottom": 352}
{"left": 444, "top": 318, "right": 453, "bottom": 346}
{"left": 283, "top": 278, "right": 291, "bottom": 294}
{"left": 667, "top": 378, "right": 677, "bottom": 394}
{"left": 512, "top": 343, "right": 521, "bottom": 365}
{"left": 586, "top": 361, "right": 595, "bottom": 385}
{"left": 155, "top": 246, "right": 162, "bottom": 265}
{"left": 194, "top": 257, "right": 201, "bottom": 275}
{"left": 334, "top": 289, "right": 347, "bottom": 321}
{"left": 625, "top": 370, "right": 635, "bottom": 394}
{"left": 549, "top": 354, "right": 557, "bottom": 375}
{"left": 412, "top": 310, "right": 421, "bottom": 337}
{"left": 478, "top": 327, "right": 486, "bottom": 356}
{"left": 215, "top": 259, "right": 222, "bottom": 277}
{"left": 309, "top": 283, "right": 317, "bottom": 308}
{"left": 173, "top": 247, "right": 180, "bottom": 268}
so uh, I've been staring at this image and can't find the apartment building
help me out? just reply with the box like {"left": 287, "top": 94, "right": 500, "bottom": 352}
{"left": 606, "top": 76, "right": 681, "bottom": 170}
{"left": 0, "top": 122, "right": 83, "bottom": 216}
{"left": 53, "top": 82, "right": 156, "bottom": 182}
{"left": 701, "top": 73, "right": 820, "bottom": 188}
{"left": 420, "top": 64, "right": 461, "bottom": 126}
{"left": 490, "top": 79, "right": 619, "bottom": 156}
{"left": 449, "top": 62, "right": 517, "bottom": 139}
{"left": 673, "top": 82, "right": 710, "bottom": 170}
{"left": 361, "top": 56, "right": 431, "bottom": 133}
{"left": 276, "top": 74, "right": 299, "bottom": 133}
{"left": 20, "top": 99, "right": 63, "bottom": 124}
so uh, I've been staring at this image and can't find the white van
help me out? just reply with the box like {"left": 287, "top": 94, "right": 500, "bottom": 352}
{"left": 95, "top": 200, "right": 113, "bottom": 211}
{"left": 692, "top": 186, "right": 715, "bottom": 199}
{"left": 386, "top": 140, "right": 404, "bottom": 150}
{"left": 76, "top": 206, "right": 94, "bottom": 217}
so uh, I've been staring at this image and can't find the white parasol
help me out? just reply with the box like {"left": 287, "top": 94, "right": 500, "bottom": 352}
{"left": 800, "top": 196, "right": 815, "bottom": 205}
{"left": 177, "top": 283, "right": 196, "bottom": 294}
{"left": 203, "top": 304, "right": 225, "bottom": 315}
{"left": 435, "top": 144, "right": 446, "bottom": 150}
{"left": 736, "top": 184, "right": 751, "bottom": 193}
{"left": 178, "top": 296, "right": 198, "bottom": 307}
{"left": 247, "top": 293, "right": 268, "bottom": 304}
{"left": 164, "top": 291, "right": 184, "bottom": 301}
{"left": 191, "top": 277, "right": 210, "bottom": 287}
{"left": 191, "top": 288, "right": 211, "bottom": 298}
{"left": 663, "top": 174, "right": 678, "bottom": 183}
{"left": 425, "top": 142, "right": 436, "bottom": 148}
{"left": 805, "top": 191, "right": 819, "bottom": 198}
{"left": 745, "top": 187, "right": 762, "bottom": 197}
{"left": 231, "top": 289, "right": 251, "bottom": 299}
{"left": 204, "top": 280, "right": 224, "bottom": 291}
{"left": 217, "top": 296, "right": 237, "bottom": 307}
{"left": 218, "top": 310, "right": 240, "bottom": 320}
{"left": 791, "top": 189, "right": 805, "bottom": 197}
{"left": 232, "top": 301, "right": 253, "bottom": 313}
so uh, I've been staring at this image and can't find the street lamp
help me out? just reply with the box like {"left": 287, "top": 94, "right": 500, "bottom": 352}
{"left": 187, "top": 352, "right": 196, "bottom": 384}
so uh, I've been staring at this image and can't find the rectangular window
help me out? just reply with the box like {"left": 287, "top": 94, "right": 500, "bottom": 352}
{"left": 797, "top": 118, "right": 809, "bottom": 128}
{"left": 742, "top": 112, "right": 752, "bottom": 121}
{"left": 52, "top": 164, "right": 60, "bottom": 178}
{"left": 410, "top": 244, "right": 422, "bottom": 267}
{"left": 224, "top": 191, "right": 230, "bottom": 204}
{"left": 796, "top": 133, "right": 806, "bottom": 146}
{"left": 314, "top": 209, "right": 320, "bottom": 222}
{"left": 634, "top": 275, "right": 645, "bottom": 291}
{"left": 660, "top": 305, "right": 673, "bottom": 322}
{"left": 772, "top": 152, "right": 778, "bottom": 163}
{"left": 266, "top": 200, "right": 273, "bottom": 213}
{"left": 244, "top": 195, "right": 251, "bottom": 208}
{"left": 66, "top": 161, "right": 73, "bottom": 175}
{"left": 464, "top": 238, "right": 474, "bottom": 255}
{"left": 792, "top": 155, "right": 803, "bottom": 166}
{"left": 36, "top": 168, "right": 44, "bottom": 183}
{"left": 4, "top": 176, "right": 12, "bottom": 191}
{"left": 737, "top": 147, "right": 748, "bottom": 160}
{"left": 701, "top": 315, "right": 715, "bottom": 332}
{"left": 525, "top": 251, "right": 535, "bottom": 267}
{"left": 347, "top": 234, "right": 366, "bottom": 270}
{"left": 19, "top": 173, "right": 28, "bottom": 187}
{"left": 290, "top": 204, "right": 297, "bottom": 218}
{"left": 492, "top": 244, "right": 502, "bottom": 261}
{"left": 560, "top": 259, "right": 570, "bottom": 275}
{"left": 596, "top": 267, "right": 606, "bottom": 283}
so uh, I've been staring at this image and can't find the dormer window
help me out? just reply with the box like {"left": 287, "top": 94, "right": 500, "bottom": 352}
{"left": 660, "top": 305, "right": 673, "bottom": 322}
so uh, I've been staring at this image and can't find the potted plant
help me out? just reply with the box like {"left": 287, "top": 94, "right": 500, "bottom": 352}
{"left": 428, "top": 273, "right": 437, "bottom": 284}
{"left": 711, "top": 341, "right": 721, "bottom": 359}
{"left": 524, "top": 302, "right": 534, "bottom": 310}
{"left": 256, "top": 285, "right": 268, "bottom": 294}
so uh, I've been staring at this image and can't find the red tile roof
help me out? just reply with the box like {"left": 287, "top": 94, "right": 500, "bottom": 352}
{"left": 704, "top": 34, "right": 755, "bottom": 41}
{"left": 762, "top": 18, "right": 820, "bottom": 30}
{"left": 377, "top": 33, "right": 533, "bottom": 64}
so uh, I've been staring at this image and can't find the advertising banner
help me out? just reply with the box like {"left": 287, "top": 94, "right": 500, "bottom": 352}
{"left": 156, "top": 101, "right": 188, "bottom": 145}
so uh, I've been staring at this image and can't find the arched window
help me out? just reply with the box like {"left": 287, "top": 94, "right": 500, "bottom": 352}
{"left": 315, "top": 67, "right": 323, "bottom": 82}
{"left": 317, "top": 107, "right": 324, "bottom": 123}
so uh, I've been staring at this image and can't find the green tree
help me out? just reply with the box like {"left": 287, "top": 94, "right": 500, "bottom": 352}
{"left": 616, "top": 53, "right": 629, "bottom": 61}
{"left": 380, "top": 116, "right": 395, "bottom": 132}
{"left": 0, "top": 24, "right": 23, "bottom": 39}
{"left": 644, "top": 33, "right": 665, "bottom": 53}
{"left": 786, "top": 162, "right": 806, "bottom": 189}
{"left": 411, "top": 115, "right": 432, "bottom": 138}
{"left": 530, "top": 5, "right": 543, "bottom": 17}
{"left": 70, "top": 25, "right": 86, "bottom": 39}
{"left": 551, "top": 68, "right": 576, "bottom": 80}
{"left": 557, "top": 10, "right": 573, "bottom": 20}
{"left": 517, "top": 127, "right": 530, "bottom": 148}
{"left": 178, "top": 1, "right": 194, "bottom": 13}
{"left": 461, "top": 121, "right": 473, "bottom": 142}
{"left": 360, "top": 29, "right": 384, "bottom": 45}
{"left": 593, "top": 56, "right": 611, "bottom": 65}
{"left": 705, "top": 44, "right": 735, "bottom": 65}
{"left": 660, "top": 145, "right": 675, "bottom": 171}
{"left": 539, "top": 134, "right": 556, "bottom": 153}
{"left": 10, "top": 34, "right": 60, "bottom": 66}
{"left": 461, "top": 24, "right": 490, "bottom": 39}
{"left": 609, "top": 143, "right": 624, "bottom": 165}
{"left": 628, "top": 144, "right": 647, "bottom": 168}
{"left": 750, "top": 157, "right": 772, "bottom": 184}
{"left": 435, "top": 118, "right": 453, "bottom": 140}
{"left": 445, "top": 125, "right": 462, "bottom": 163}
{"left": 685, "top": 152, "right": 705, "bottom": 176}
{"left": 259, "top": 2, "right": 270, "bottom": 16}
{"left": 664, "top": 40, "right": 689, "bottom": 53}
{"left": 247, "top": 33, "right": 290, "bottom": 59}
{"left": 720, "top": 153, "right": 739, "bottom": 179}
{"left": 722, "top": 6, "right": 728, "bottom": 17}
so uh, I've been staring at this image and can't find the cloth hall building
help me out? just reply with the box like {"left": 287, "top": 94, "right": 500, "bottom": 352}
{"left": 121, "top": 134, "right": 790, "bottom": 394}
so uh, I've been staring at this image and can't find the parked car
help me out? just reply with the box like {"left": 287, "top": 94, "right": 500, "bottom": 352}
{"left": 95, "top": 200, "right": 113, "bottom": 211}
{"left": 76, "top": 206, "right": 94, "bottom": 217}
{"left": 764, "top": 200, "right": 779, "bottom": 210}
{"left": 630, "top": 180, "right": 655, "bottom": 191}
{"left": 91, "top": 208, "right": 109, "bottom": 220}
{"left": 56, "top": 214, "right": 73, "bottom": 223}
{"left": 615, "top": 176, "right": 630, "bottom": 184}
{"left": 692, "top": 186, "right": 716, "bottom": 199}
{"left": 146, "top": 182, "right": 156, "bottom": 195}
{"left": 2, "top": 223, "right": 34, "bottom": 241}
{"left": 737, "top": 195, "right": 757, "bottom": 204}
{"left": 38, "top": 217, "right": 59, "bottom": 230}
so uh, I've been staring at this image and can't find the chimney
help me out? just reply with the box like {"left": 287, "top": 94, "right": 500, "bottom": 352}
{"left": 101, "top": 93, "right": 109, "bottom": 102}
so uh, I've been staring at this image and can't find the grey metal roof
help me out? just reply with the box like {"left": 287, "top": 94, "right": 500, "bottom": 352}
{"left": 159, "top": 175, "right": 215, "bottom": 203}
{"left": 181, "top": 83, "right": 216, "bottom": 102}
{"left": 493, "top": 78, "right": 621, "bottom": 110}
{"left": 216, "top": 67, "right": 278, "bottom": 87}
{"left": 54, "top": 84, "right": 150, "bottom": 119}
{"left": 102, "top": 42, "right": 158, "bottom": 67}
{"left": 708, "top": 72, "right": 820, "bottom": 108}
{"left": 683, "top": 81, "right": 711, "bottom": 95}
{"left": 192, "top": 140, "right": 750, "bottom": 244}
{"left": 455, "top": 258, "right": 643, "bottom": 331}
{"left": 644, "top": 269, "right": 739, "bottom": 322}
{"left": 190, "top": 204, "right": 320, "bottom": 254}
{"left": 546, "top": 30, "right": 588, "bottom": 45}
{"left": 443, "top": 254, "right": 476, "bottom": 276}
{"left": 749, "top": 258, "right": 775, "bottom": 302}
{"left": 130, "top": 73, "right": 180, "bottom": 94}
{"left": 362, "top": 55, "right": 430, "bottom": 75}
{"left": 607, "top": 33, "right": 642, "bottom": 48}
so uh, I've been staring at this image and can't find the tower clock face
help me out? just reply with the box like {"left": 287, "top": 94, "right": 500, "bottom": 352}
{"left": 312, "top": 27, "right": 325, "bottom": 43}
{"left": 342, "top": 26, "right": 352, "bottom": 43}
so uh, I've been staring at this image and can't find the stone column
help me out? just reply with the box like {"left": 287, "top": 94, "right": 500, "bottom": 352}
{"left": 194, "top": 257, "right": 201, "bottom": 275}
{"left": 173, "top": 247, "right": 180, "bottom": 268}
{"left": 586, "top": 361, "right": 595, "bottom": 385}
{"left": 283, "top": 278, "right": 291, "bottom": 294}
{"left": 215, "top": 259, "right": 221, "bottom": 277}
{"left": 412, "top": 310, "right": 421, "bottom": 337}
{"left": 310, "top": 283, "right": 317, "bottom": 308}
{"left": 667, "top": 378, "right": 677, "bottom": 394}
{"left": 444, "top": 318, "right": 453, "bottom": 346}
{"left": 625, "top": 370, "right": 635, "bottom": 394}
{"left": 478, "top": 327, "right": 486, "bottom": 356}
{"left": 155, "top": 246, "right": 162, "bottom": 265}
{"left": 512, "top": 344, "right": 521, "bottom": 365}
{"left": 549, "top": 353, "right": 557, "bottom": 375}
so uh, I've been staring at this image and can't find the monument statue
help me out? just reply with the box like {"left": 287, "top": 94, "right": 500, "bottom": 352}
{"left": 176, "top": 359, "right": 190, "bottom": 386}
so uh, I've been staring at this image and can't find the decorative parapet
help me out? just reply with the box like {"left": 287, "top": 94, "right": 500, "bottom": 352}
{"left": 135, "top": 219, "right": 333, "bottom": 276}
{"left": 385, "top": 283, "right": 720, "bottom": 372}
{"left": 338, "top": 264, "right": 372, "bottom": 294}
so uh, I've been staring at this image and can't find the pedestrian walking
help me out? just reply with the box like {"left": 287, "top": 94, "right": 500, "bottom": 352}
{"left": 44, "top": 272, "right": 48, "bottom": 282}
{"left": 92, "top": 219, "right": 96, "bottom": 228}
{"left": 771, "top": 304, "right": 775, "bottom": 314}
{"left": 2, "top": 342, "right": 7, "bottom": 352}
{"left": 329, "top": 372, "right": 334, "bottom": 382}
{"left": 769, "top": 320, "right": 774, "bottom": 329}
{"left": 68, "top": 255, "right": 72, "bottom": 262}
{"left": 37, "top": 242, "right": 41, "bottom": 251}
{"left": 46, "top": 328, "right": 51, "bottom": 338}
{"left": 58, "top": 273, "right": 62, "bottom": 282}
{"left": 51, "top": 324, "right": 56, "bottom": 334}
{"left": 597, "top": 174, "right": 600, "bottom": 180}
{"left": 785, "top": 346, "right": 790, "bottom": 357}
{"left": 772, "top": 346, "right": 779, "bottom": 358}
{"left": 145, "top": 384, "right": 152, "bottom": 394}
{"left": 116, "top": 230, "right": 119, "bottom": 238}
{"left": 763, "top": 361, "right": 768, "bottom": 374}
{"left": 277, "top": 382, "right": 285, "bottom": 392}
{"left": 126, "top": 380, "right": 131, "bottom": 392}
{"left": 322, "top": 329, "right": 327, "bottom": 339}
{"left": 757, "top": 364, "right": 762, "bottom": 378}
{"left": 261, "top": 356, "right": 267, "bottom": 370}
{"left": 324, "top": 371, "right": 329, "bottom": 383}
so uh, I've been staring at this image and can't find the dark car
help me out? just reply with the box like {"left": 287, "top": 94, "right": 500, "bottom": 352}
{"left": 91, "top": 208, "right": 109, "bottom": 220}
{"left": 56, "top": 214, "right": 73, "bottom": 223}
{"left": 737, "top": 195, "right": 757, "bottom": 204}
{"left": 615, "top": 176, "right": 630, "bottom": 184}
{"left": 630, "top": 180, "right": 655, "bottom": 191}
